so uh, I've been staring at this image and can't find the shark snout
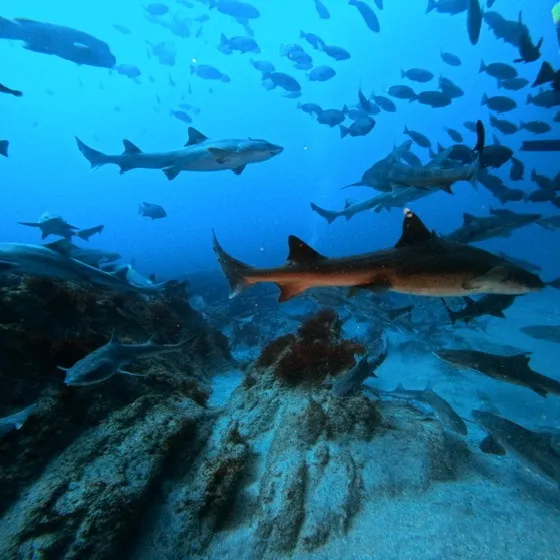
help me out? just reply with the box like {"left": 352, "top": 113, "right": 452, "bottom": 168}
{"left": 269, "top": 144, "right": 284, "bottom": 155}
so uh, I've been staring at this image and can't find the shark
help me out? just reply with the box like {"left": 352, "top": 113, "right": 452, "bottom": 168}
{"left": 368, "top": 384, "right": 468, "bottom": 436}
{"left": 441, "top": 294, "right": 517, "bottom": 325}
{"left": 311, "top": 187, "right": 432, "bottom": 223}
{"left": 19, "top": 213, "right": 79, "bottom": 240}
{"left": 60, "top": 334, "right": 193, "bottom": 386}
{"left": 52, "top": 241, "right": 120, "bottom": 268}
{"left": 472, "top": 410, "right": 560, "bottom": 487}
{"left": 435, "top": 349, "right": 560, "bottom": 397}
{"left": 445, "top": 208, "right": 542, "bottom": 244}
{"left": 330, "top": 334, "right": 388, "bottom": 397}
{"left": 76, "top": 126, "right": 283, "bottom": 180}
{"left": 0, "top": 240, "right": 170, "bottom": 294}
{"left": 213, "top": 208, "right": 545, "bottom": 302}
{"left": 0, "top": 404, "right": 37, "bottom": 438}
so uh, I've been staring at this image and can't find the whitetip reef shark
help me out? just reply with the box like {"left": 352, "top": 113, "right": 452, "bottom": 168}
{"left": 76, "top": 126, "right": 283, "bottom": 180}
{"left": 212, "top": 208, "right": 544, "bottom": 302}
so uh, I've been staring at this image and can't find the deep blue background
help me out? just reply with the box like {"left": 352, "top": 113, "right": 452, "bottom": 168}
{"left": 1, "top": 0, "right": 558, "bottom": 281}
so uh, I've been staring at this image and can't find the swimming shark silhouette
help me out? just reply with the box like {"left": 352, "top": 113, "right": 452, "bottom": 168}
{"left": 212, "top": 208, "right": 544, "bottom": 302}
{"left": 76, "top": 126, "right": 283, "bottom": 180}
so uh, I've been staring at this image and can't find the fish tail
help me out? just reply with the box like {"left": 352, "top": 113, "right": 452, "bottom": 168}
{"left": 310, "top": 202, "right": 340, "bottom": 224}
{"left": 0, "top": 139, "right": 8, "bottom": 157}
{"left": 212, "top": 231, "right": 254, "bottom": 298}
{"left": 75, "top": 137, "right": 111, "bottom": 169}
{"left": 440, "top": 298, "right": 457, "bottom": 326}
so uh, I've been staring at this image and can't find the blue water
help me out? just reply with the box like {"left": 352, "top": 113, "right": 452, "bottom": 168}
{"left": 2, "top": 1, "right": 560, "bottom": 557}
{"left": 2, "top": 1, "right": 556, "bottom": 280}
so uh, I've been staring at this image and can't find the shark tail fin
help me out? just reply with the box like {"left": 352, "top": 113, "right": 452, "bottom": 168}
{"left": 212, "top": 231, "right": 253, "bottom": 299}
{"left": 310, "top": 202, "right": 339, "bottom": 224}
{"left": 75, "top": 137, "right": 111, "bottom": 169}
{"left": 440, "top": 298, "right": 458, "bottom": 326}
{"left": 0, "top": 140, "right": 8, "bottom": 157}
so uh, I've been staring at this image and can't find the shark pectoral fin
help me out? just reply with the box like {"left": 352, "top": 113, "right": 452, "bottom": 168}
{"left": 0, "top": 259, "right": 19, "bottom": 272}
{"left": 490, "top": 310, "right": 506, "bottom": 319}
{"left": 18, "top": 222, "right": 40, "bottom": 227}
{"left": 56, "top": 366, "right": 68, "bottom": 372}
{"left": 118, "top": 164, "right": 135, "bottom": 175}
{"left": 462, "top": 266, "right": 509, "bottom": 291}
{"left": 118, "top": 369, "right": 147, "bottom": 377}
{"left": 122, "top": 139, "right": 142, "bottom": 154}
{"left": 232, "top": 165, "right": 246, "bottom": 175}
{"left": 532, "top": 386, "right": 548, "bottom": 398}
{"left": 163, "top": 167, "right": 181, "bottom": 181}
{"left": 277, "top": 284, "right": 307, "bottom": 302}
{"left": 480, "top": 435, "right": 506, "bottom": 456}
{"left": 207, "top": 147, "right": 233, "bottom": 163}
{"left": 359, "top": 280, "right": 390, "bottom": 294}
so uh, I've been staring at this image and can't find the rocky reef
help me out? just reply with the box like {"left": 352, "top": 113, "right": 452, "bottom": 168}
{"left": 0, "top": 293, "right": 471, "bottom": 559}
{"left": 0, "top": 275, "right": 231, "bottom": 558}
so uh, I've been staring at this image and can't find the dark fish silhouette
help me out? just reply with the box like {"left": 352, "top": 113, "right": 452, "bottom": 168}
{"left": 213, "top": 208, "right": 544, "bottom": 302}
{"left": 436, "top": 349, "right": 560, "bottom": 397}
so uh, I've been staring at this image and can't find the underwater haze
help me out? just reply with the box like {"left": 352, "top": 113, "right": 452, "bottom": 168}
{"left": 2, "top": 0, "right": 560, "bottom": 559}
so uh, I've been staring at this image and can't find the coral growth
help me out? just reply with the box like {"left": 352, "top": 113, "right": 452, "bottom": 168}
{"left": 256, "top": 309, "right": 365, "bottom": 385}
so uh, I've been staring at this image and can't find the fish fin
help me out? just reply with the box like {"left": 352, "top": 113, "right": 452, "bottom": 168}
{"left": 440, "top": 298, "right": 457, "bottom": 326}
{"left": 395, "top": 208, "right": 434, "bottom": 247}
{"left": 118, "top": 164, "right": 135, "bottom": 175}
{"left": 18, "top": 222, "right": 41, "bottom": 227}
{"left": 532, "top": 386, "right": 548, "bottom": 398}
{"left": 122, "top": 139, "right": 142, "bottom": 154}
{"left": 75, "top": 137, "right": 111, "bottom": 169}
{"left": 310, "top": 202, "right": 339, "bottom": 224}
{"left": 163, "top": 166, "right": 181, "bottom": 181}
{"left": 277, "top": 284, "right": 307, "bottom": 302}
{"left": 462, "top": 266, "right": 509, "bottom": 291}
{"left": 360, "top": 281, "right": 391, "bottom": 294}
{"left": 185, "top": 127, "right": 208, "bottom": 146}
{"left": 232, "top": 165, "right": 245, "bottom": 175}
{"left": 109, "top": 265, "right": 131, "bottom": 282}
{"left": 44, "top": 239, "right": 79, "bottom": 254}
{"left": 212, "top": 230, "right": 253, "bottom": 298}
{"left": 0, "top": 140, "right": 9, "bottom": 157}
{"left": 56, "top": 366, "right": 68, "bottom": 372}
{"left": 396, "top": 383, "right": 406, "bottom": 391}
{"left": 207, "top": 147, "right": 232, "bottom": 163}
{"left": 480, "top": 435, "right": 506, "bottom": 455}
{"left": 490, "top": 310, "right": 506, "bottom": 319}
{"left": 287, "top": 235, "right": 326, "bottom": 265}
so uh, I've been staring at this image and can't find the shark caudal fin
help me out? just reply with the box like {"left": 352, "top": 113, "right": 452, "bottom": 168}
{"left": 0, "top": 140, "right": 8, "bottom": 157}
{"left": 75, "top": 137, "right": 111, "bottom": 169}
{"left": 212, "top": 231, "right": 254, "bottom": 298}
{"left": 310, "top": 202, "right": 340, "bottom": 224}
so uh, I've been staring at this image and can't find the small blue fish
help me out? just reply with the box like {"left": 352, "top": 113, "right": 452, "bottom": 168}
{"left": 170, "top": 109, "right": 193, "bottom": 123}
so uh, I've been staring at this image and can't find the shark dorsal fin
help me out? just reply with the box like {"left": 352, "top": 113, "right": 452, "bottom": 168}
{"left": 44, "top": 239, "right": 79, "bottom": 254}
{"left": 395, "top": 209, "right": 433, "bottom": 248}
{"left": 512, "top": 352, "right": 532, "bottom": 365}
{"left": 287, "top": 236, "right": 326, "bottom": 265}
{"left": 463, "top": 212, "right": 475, "bottom": 224}
{"left": 109, "top": 264, "right": 131, "bottom": 281}
{"left": 185, "top": 127, "right": 208, "bottom": 146}
{"left": 122, "top": 139, "right": 142, "bottom": 154}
